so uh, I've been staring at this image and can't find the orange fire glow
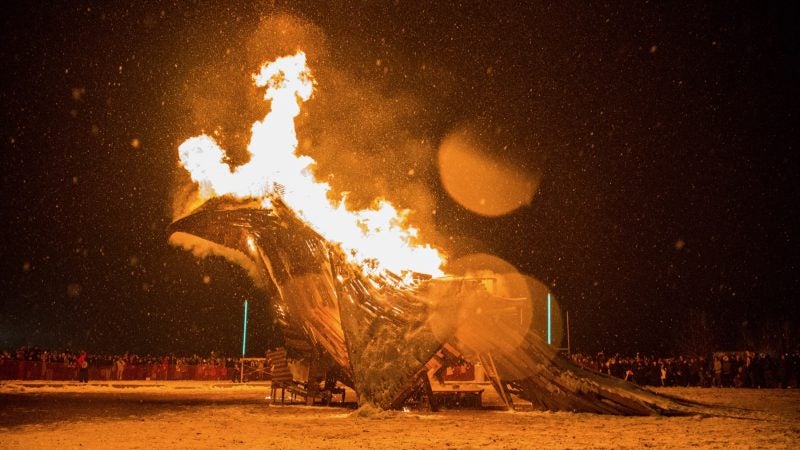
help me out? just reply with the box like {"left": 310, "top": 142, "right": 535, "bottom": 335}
{"left": 177, "top": 52, "right": 444, "bottom": 279}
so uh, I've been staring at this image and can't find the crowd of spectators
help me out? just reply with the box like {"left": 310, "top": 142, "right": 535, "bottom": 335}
{"left": 0, "top": 346, "right": 249, "bottom": 382}
{"left": 1, "top": 346, "right": 233, "bottom": 367}
{"left": 570, "top": 350, "right": 800, "bottom": 389}
{"left": 4, "top": 345, "right": 800, "bottom": 389}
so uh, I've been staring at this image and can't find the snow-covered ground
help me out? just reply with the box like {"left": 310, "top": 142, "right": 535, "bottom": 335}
{"left": 1, "top": 380, "right": 798, "bottom": 449}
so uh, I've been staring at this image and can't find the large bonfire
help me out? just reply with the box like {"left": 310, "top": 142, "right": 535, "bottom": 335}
{"left": 176, "top": 52, "right": 442, "bottom": 281}
{"left": 169, "top": 52, "right": 703, "bottom": 415}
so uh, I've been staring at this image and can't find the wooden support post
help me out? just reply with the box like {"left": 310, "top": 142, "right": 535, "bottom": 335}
{"left": 480, "top": 353, "right": 514, "bottom": 411}
{"left": 422, "top": 372, "right": 439, "bottom": 412}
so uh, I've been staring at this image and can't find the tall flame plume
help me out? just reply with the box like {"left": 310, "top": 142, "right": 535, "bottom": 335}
{"left": 178, "top": 52, "right": 444, "bottom": 279}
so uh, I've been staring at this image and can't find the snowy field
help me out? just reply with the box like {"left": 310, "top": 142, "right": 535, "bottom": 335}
{"left": 1, "top": 381, "right": 798, "bottom": 449}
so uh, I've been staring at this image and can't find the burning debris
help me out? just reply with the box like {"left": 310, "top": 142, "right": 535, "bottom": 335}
{"left": 170, "top": 52, "right": 704, "bottom": 415}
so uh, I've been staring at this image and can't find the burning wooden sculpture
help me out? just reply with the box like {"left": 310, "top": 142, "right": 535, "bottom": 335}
{"left": 170, "top": 52, "right": 701, "bottom": 415}
{"left": 169, "top": 196, "right": 699, "bottom": 415}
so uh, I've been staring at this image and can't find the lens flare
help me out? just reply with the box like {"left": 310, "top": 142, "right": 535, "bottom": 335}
{"left": 438, "top": 126, "right": 538, "bottom": 217}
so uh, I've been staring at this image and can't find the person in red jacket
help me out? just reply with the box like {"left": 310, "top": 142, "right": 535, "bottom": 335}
{"left": 76, "top": 351, "right": 89, "bottom": 383}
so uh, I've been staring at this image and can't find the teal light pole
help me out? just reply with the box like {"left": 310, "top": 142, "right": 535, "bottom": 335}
{"left": 547, "top": 293, "right": 552, "bottom": 346}
{"left": 242, "top": 299, "right": 249, "bottom": 356}
{"left": 240, "top": 299, "right": 248, "bottom": 382}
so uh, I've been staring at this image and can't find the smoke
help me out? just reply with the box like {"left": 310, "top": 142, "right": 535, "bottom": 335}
{"left": 168, "top": 231, "right": 265, "bottom": 288}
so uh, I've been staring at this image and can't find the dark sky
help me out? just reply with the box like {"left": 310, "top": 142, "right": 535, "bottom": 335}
{"left": 1, "top": 1, "right": 798, "bottom": 356}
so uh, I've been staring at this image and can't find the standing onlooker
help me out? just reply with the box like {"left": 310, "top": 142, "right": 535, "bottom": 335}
{"left": 721, "top": 355, "right": 732, "bottom": 387}
{"left": 713, "top": 355, "right": 723, "bottom": 387}
{"left": 76, "top": 351, "right": 89, "bottom": 383}
{"left": 114, "top": 355, "right": 127, "bottom": 381}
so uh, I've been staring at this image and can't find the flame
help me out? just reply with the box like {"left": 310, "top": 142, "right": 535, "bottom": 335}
{"left": 177, "top": 52, "right": 444, "bottom": 279}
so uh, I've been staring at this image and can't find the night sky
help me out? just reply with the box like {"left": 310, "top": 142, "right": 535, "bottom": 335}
{"left": 2, "top": 1, "right": 798, "bottom": 356}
